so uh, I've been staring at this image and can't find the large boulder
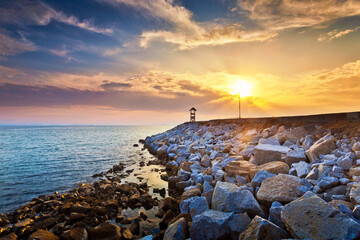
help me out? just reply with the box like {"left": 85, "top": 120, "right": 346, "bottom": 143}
{"left": 281, "top": 191, "right": 360, "bottom": 240}
{"left": 249, "top": 161, "right": 289, "bottom": 179}
{"left": 256, "top": 174, "right": 302, "bottom": 205}
{"left": 254, "top": 144, "right": 290, "bottom": 164}
{"left": 305, "top": 134, "right": 336, "bottom": 162}
{"left": 164, "top": 217, "right": 189, "bottom": 240}
{"left": 190, "top": 210, "right": 233, "bottom": 240}
{"left": 238, "top": 216, "right": 290, "bottom": 240}
{"left": 212, "top": 182, "right": 265, "bottom": 218}
{"left": 224, "top": 161, "right": 256, "bottom": 178}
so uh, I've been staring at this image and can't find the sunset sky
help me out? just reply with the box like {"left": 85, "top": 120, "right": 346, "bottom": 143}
{"left": 0, "top": 0, "right": 360, "bottom": 125}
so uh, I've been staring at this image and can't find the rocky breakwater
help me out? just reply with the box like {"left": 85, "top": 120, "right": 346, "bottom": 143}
{"left": 144, "top": 120, "right": 360, "bottom": 239}
{"left": 0, "top": 160, "right": 166, "bottom": 240}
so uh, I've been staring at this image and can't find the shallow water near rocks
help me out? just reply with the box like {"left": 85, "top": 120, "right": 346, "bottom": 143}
{"left": 0, "top": 125, "right": 171, "bottom": 213}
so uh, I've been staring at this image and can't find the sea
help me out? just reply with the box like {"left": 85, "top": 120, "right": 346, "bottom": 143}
{"left": 0, "top": 125, "right": 171, "bottom": 213}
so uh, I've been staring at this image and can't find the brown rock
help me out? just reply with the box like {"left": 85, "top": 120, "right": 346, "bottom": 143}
{"left": 28, "top": 230, "right": 59, "bottom": 240}
{"left": 180, "top": 188, "right": 201, "bottom": 201}
{"left": 89, "top": 223, "right": 122, "bottom": 240}
{"left": 13, "top": 218, "right": 33, "bottom": 232}
{"left": 0, "top": 232, "right": 17, "bottom": 240}
{"left": 69, "top": 227, "right": 88, "bottom": 240}
{"left": 224, "top": 161, "right": 256, "bottom": 178}
{"left": 122, "top": 228, "right": 133, "bottom": 240}
{"left": 249, "top": 161, "right": 289, "bottom": 179}
{"left": 257, "top": 174, "right": 302, "bottom": 205}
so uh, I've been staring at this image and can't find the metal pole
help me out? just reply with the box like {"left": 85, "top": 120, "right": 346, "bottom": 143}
{"left": 238, "top": 92, "right": 241, "bottom": 119}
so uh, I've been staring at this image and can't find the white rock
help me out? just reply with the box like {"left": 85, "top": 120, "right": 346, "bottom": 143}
{"left": 292, "top": 161, "right": 310, "bottom": 178}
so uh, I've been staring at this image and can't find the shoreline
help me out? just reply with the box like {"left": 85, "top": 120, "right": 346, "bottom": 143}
{"left": 2, "top": 115, "right": 360, "bottom": 239}
{"left": 0, "top": 142, "right": 169, "bottom": 240}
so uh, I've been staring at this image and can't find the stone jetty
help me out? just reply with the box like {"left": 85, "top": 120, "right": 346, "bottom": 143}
{"left": 143, "top": 118, "right": 360, "bottom": 239}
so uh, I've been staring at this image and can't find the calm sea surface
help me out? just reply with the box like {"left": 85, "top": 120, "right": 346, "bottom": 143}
{"left": 0, "top": 126, "right": 171, "bottom": 213}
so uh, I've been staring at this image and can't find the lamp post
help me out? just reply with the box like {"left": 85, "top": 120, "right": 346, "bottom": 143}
{"left": 238, "top": 92, "right": 241, "bottom": 119}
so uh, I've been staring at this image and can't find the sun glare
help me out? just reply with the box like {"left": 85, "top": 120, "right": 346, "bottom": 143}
{"left": 229, "top": 80, "right": 252, "bottom": 97}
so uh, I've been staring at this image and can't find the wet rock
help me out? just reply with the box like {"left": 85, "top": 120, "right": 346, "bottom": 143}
{"left": 212, "top": 181, "right": 265, "bottom": 218}
{"left": 249, "top": 161, "right": 289, "bottom": 179}
{"left": 13, "top": 218, "right": 33, "bottom": 232}
{"left": 33, "top": 217, "right": 57, "bottom": 230}
{"left": 0, "top": 232, "right": 17, "bottom": 240}
{"left": 257, "top": 174, "right": 302, "bottom": 205}
{"left": 254, "top": 144, "right": 290, "bottom": 164}
{"left": 281, "top": 191, "right": 360, "bottom": 240}
{"left": 89, "top": 223, "right": 122, "bottom": 240}
{"left": 164, "top": 217, "right": 188, "bottom": 240}
{"left": 239, "top": 216, "right": 290, "bottom": 240}
{"left": 69, "top": 227, "right": 88, "bottom": 240}
{"left": 28, "top": 230, "right": 59, "bottom": 240}
{"left": 305, "top": 134, "right": 336, "bottom": 162}
{"left": 121, "top": 217, "right": 132, "bottom": 224}
{"left": 122, "top": 228, "right": 133, "bottom": 240}
{"left": 190, "top": 210, "right": 233, "bottom": 240}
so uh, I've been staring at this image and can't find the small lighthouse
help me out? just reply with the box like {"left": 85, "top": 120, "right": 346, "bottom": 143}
{"left": 189, "top": 107, "right": 197, "bottom": 122}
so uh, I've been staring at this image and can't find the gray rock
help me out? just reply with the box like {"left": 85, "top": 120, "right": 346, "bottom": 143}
{"left": 259, "top": 137, "right": 280, "bottom": 145}
{"left": 268, "top": 201, "right": 286, "bottom": 229}
{"left": 214, "top": 169, "right": 225, "bottom": 181}
{"left": 164, "top": 217, "right": 188, "bottom": 240}
{"left": 240, "top": 145, "right": 255, "bottom": 160}
{"left": 236, "top": 175, "right": 247, "bottom": 185}
{"left": 353, "top": 205, "right": 360, "bottom": 220}
{"left": 239, "top": 216, "right": 290, "bottom": 240}
{"left": 190, "top": 210, "right": 233, "bottom": 240}
{"left": 281, "top": 191, "right": 360, "bottom": 240}
{"left": 254, "top": 144, "right": 290, "bottom": 164}
{"left": 284, "top": 148, "right": 307, "bottom": 165}
{"left": 178, "top": 169, "right": 191, "bottom": 181}
{"left": 250, "top": 170, "right": 275, "bottom": 189}
{"left": 212, "top": 181, "right": 265, "bottom": 218}
{"left": 257, "top": 174, "right": 302, "bottom": 205}
{"left": 337, "top": 156, "right": 353, "bottom": 170}
{"left": 180, "top": 196, "right": 209, "bottom": 217}
{"left": 317, "top": 177, "right": 339, "bottom": 191}
{"left": 305, "top": 167, "right": 318, "bottom": 180}
{"left": 292, "top": 161, "right": 310, "bottom": 178}
{"left": 228, "top": 213, "right": 251, "bottom": 240}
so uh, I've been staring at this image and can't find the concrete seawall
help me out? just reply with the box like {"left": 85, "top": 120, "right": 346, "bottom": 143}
{"left": 189, "top": 111, "right": 360, "bottom": 125}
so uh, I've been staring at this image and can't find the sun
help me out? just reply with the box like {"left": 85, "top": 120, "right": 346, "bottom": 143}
{"left": 229, "top": 80, "right": 252, "bottom": 97}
